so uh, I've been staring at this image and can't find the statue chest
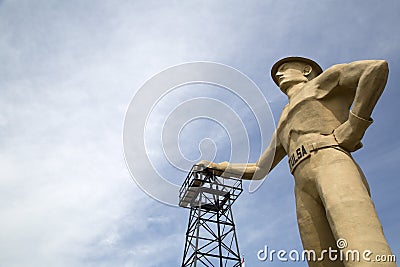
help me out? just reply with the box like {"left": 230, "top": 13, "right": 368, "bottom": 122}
{"left": 277, "top": 94, "right": 341, "bottom": 152}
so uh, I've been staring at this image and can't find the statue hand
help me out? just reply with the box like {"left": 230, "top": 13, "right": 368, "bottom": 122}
{"left": 333, "top": 110, "right": 372, "bottom": 152}
{"left": 333, "top": 121, "right": 363, "bottom": 152}
{"left": 195, "top": 160, "right": 228, "bottom": 173}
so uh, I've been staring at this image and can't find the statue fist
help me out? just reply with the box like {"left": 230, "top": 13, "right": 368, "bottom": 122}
{"left": 333, "top": 121, "right": 363, "bottom": 152}
{"left": 195, "top": 160, "right": 228, "bottom": 173}
{"left": 196, "top": 160, "right": 215, "bottom": 169}
{"left": 333, "top": 111, "right": 372, "bottom": 152}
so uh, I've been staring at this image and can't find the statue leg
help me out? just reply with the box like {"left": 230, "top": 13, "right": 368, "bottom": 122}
{"left": 315, "top": 148, "right": 396, "bottom": 267}
{"left": 294, "top": 159, "right": 345, "bottom": 267}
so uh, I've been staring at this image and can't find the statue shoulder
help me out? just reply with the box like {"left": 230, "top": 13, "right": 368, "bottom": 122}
{"left": 313, "top": 63, "right": 347, "bottom": 86}
{"left": 311, "top": 63, "right": 347, "bottom": 99}
{"left": 276, "top": 104, "right": 289, "bottom": 129}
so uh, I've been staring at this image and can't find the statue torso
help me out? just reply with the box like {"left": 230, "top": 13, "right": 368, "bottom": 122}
{"left": 276, "top": 79, "right": 355, "bottom": 153}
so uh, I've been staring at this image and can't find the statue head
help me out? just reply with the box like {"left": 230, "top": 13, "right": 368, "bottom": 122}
{"left": 271, "top": 56, "right": 323, "bottom": 94}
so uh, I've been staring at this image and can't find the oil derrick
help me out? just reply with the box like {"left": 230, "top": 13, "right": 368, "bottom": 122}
{"left": 179, "top": 165, "right": 243, "bottom": 267}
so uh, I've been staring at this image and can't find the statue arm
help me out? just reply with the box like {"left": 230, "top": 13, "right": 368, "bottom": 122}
{"left": 198, "top": 131, "right": 286, "bottom": 180}
{"left": 333, "top": 60, "right": 389, "bottom": 151}
{"left": 338, "top": 60, "right": 389, "bottom": 119}
{"left": 251, "top": 130, "right": 286, "bottom": 179}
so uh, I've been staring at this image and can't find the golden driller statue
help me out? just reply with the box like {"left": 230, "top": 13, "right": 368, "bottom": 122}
{"left": 199, "top": 57, "right": 396, "bottom": 266}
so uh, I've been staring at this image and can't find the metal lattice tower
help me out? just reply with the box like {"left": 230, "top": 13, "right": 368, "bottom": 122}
{"left": 179, "top": 165, "right": 243, "bottom": 267}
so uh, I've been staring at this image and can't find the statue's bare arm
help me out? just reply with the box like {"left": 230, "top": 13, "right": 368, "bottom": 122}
{"left": 330, "top": 60, "right": 389, "bottom": 151}
{"left": 198, "top": 131, "right": 286, "bottom": 180}
{"left": 338, "top": 60, "right": 389, "bottom": 119}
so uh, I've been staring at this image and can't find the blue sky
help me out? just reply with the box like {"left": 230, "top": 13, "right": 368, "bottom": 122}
{"left": 1, "top": 0, "right": 399, "bottom": 266}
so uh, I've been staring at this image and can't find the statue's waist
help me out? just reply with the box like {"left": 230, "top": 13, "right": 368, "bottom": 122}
{"left": 287, "top": 133, "right": 340, "bottom": 173}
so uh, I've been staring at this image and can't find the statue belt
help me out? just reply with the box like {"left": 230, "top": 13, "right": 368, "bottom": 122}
{"left": 288, "top": 134, "right": 339, "bottom": 173}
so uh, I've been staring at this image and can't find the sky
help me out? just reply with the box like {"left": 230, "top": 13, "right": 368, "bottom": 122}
{"left": 1, "top": 0, "right": 399, "bottom": 266}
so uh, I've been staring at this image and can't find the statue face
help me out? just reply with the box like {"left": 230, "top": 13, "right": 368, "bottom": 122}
{"left": 275, "top": 61, "right": 311, "bottom": 93}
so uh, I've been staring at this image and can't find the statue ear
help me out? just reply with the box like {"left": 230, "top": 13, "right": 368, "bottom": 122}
{"left": 303, "top": 65, "right": 312, "bottom": 76}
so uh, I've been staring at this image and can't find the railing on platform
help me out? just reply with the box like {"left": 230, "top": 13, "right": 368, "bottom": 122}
{"left": 179, "top": 164, "right": 243, "bottom": 211}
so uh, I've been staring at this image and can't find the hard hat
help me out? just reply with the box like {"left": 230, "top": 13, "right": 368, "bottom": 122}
{"left": 271, "top": 56, "right": 323, "bottom": 87}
